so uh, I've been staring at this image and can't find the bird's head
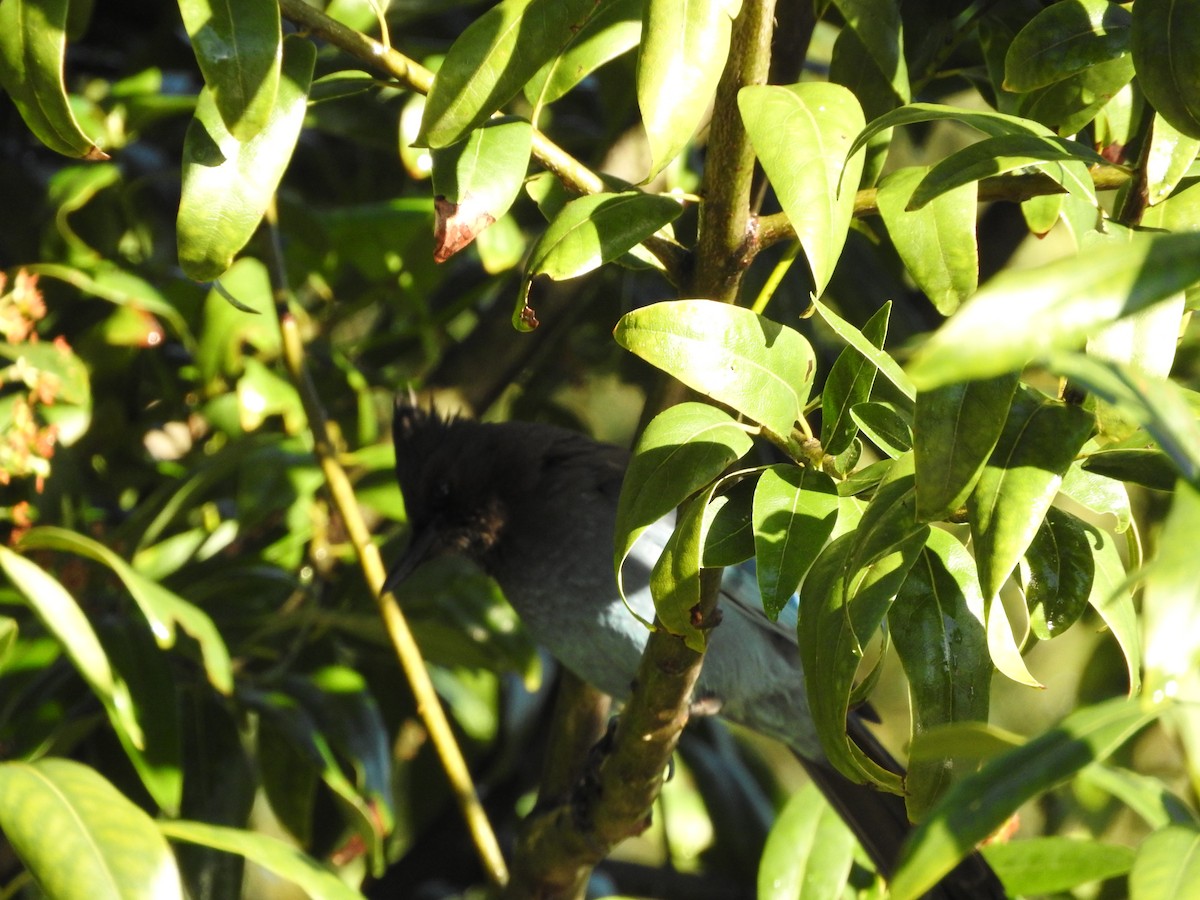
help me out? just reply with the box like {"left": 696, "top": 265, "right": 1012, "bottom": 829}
{"left": 387, "top": 402, "right": 515, "bottom": 586}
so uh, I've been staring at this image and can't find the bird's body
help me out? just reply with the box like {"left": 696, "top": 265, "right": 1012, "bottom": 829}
{"left": 390, "top": 404, "right": 1004, "bottom": 898}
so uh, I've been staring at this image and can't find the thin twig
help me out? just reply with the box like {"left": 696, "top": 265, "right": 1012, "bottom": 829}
{"left": 260, "top": 201, "right": 509, "bottom": 889}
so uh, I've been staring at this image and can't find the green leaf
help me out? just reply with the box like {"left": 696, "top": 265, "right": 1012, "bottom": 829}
{"left": 0, "top": 759, "right": 184, "bottom": 900}
{"left": 848, "top": 101, "right": 1056, "bottom": 160}
{"left": 637, "top": 0, "right": 738, "bottom": 179}
{"left": 0, "top": 0, "right": 107, "bottom": 158}
{"left": 830, "top": 0, "right": 910, "bottom": 109}
{"left": 820, "top": 301, "right": 889, "bottom": 456}
{"left": 160, "top": 820, "right": 361, "bottom": 900}
{"left": 798, "top": 528, "right": 926, "bottom": 791}
{"left": 1130, "top": 825, "right": 1200, "bottom": 900}
{"left": 700, "top": 475, "right": 757, "bottom": 568}
{"left": 1047, "top": 351, "right": 1200, "bottom": 482}
{"left": 650, "top": 484, "right": 717, "bottom": 650}
{"left": 1059, "top": 456, "right": 1132, "bottom": 533}
{"left": 1080, "top": 444, "right": 1179, "bottom": 491}
{"left": 1132, "top": 0, "right": 1200, "bottom": 139}
{"left": 431, "top": 117, "right": 532, "bottom": 260}
{"left": 1079, "top": 764, "right": 1199, "bottom": 828}
{"left": 908, "top": 231, "right": 1200, "bottom": 389}
{"left": 0, "top": 545, "right": 141, "bottom": 747}
{"left": 849, "top": 401, "right": 912, "bottom": 458}
{"left": 19, "top": 526, "right": 234, "bottom": 695}
{"left": 876, "top": 166, "right": 977, "bottom": 315}
{"left": 890, "top": 696, "right": 1161, "bottom": 900}
{"left": 177, "top": 35, "right": 316, "bottom": 281}
{"left": 909, "top": 133, "right": 1102, "bottom": 210}
{"left": 982, "top": 837, "right": 1135, "bottom": 895}
{"left": 517, "top": 191, "right": 681, "bottom": 323}
{"left": 758, "top": 782, "right": 856, "bottom": 900}
{"left": 1017, "top": 54, "right": 1135, "bottom": 136}
{"left": 752, "top": 465, "right": 838, "bottom": 619}
{"left": 614, "top": 300, "right": 816, "bottom": 438}
{"left": 812, "top": 299, "right": 915, "bottom": 402}
{"left": 892, "top": 528, "right": 991, "bottom": 821}
{"left": 526, "top": 0, "right": 642, "bottom": 105}
{"left": 418, "top": 0, "right": 601, "bottom": 147}
{"left": 1143, "top": 480, "right": 1200, "bottom": 699}
{"left": 1021, "top": 507, "right": 1094, "bottom": 641}
{"left": 1145, "top": 114, "right": 1200, "bottom": 205}
{"left": 614, "top": 403, "right": 752, "bottom": 606}
{"left": 1003, "top": 0, "right": 1132, "bottom": 92}
{"left": 1086, "top": 523, "right": 1141, "bottom": 695}
{"left": 968, "top": 387, "right": 1094, "bottom": 600}
{"left": 739, "top": 83, "right": 865, "bottom": 296}
{"left": 177, "top": 0, "right": 281, "bottom": 141}
{"left": 913, "top": 374, "right": 1019, "bottom": 522}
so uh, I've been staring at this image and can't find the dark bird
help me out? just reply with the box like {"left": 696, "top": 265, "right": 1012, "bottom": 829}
{"left": 388, "top": 402, "right": 1005, "bottom": 898}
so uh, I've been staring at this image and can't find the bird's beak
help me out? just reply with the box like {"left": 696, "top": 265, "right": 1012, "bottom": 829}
{"left": 381, "top": 525, "right": 439, "bottom": 596}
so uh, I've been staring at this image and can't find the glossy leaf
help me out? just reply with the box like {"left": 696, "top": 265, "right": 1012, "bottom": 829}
{"left": 1081, "top": 446, "right": 1178, "bottom": 491}
{"left": 982, "top": 837, "right": 1134, "bottom": 895}
{"left": 913, "top": 374, "right": 1019, "bottom": 522}
{"left": 1130, "top": 825, "right": 1200, "bottom": 900}
{"left": 968, "top": 387, "right": 1094, "bottom": 600}
{"left": 1003, "top": 0, "right": 1131, "bottom": 92}
{"left": 1145, "top": 114, "right": 1200, "bottom": 205}
{"left": 1021, "top": 507, "right": 1094, "bottom": 641}
{"left": 701, "top": 473, "right": 757, "bottom": 568}
{"left": 1132, "top": 0, "right": 1200, "bottom": 139}
{"left": 1085, "top": 514, "right": 1141, "bottom": 694}
{"left": 177, "top": 35, "right": 315, "bottom": 281}
{"left": 909, "top": 133, "right": 1102, "bottom": 210}
{"left": 0, "top": 545, "right": 141, "bottom": 746}
{"left": 160, "top": 820, "right": 361, "bottom": 900}
{"left": 1142, "top": 480, "right": 1200, "bottom": 699}
{"left": 1047, "top": 351, "right": 1200, "bottom": 483}
{"left": 0, "top": 0, "right": 107, "bottom": 158}
{"left": 614, "top": 403, "right": 752, "bottom": 605}
{"left": 177, "top": 0, "right": 281, "bottom": 141}
{"left": 638, "top": 0, "right": 737, "bottom": 179}
{"left": 615, "top": 300, "right": 816, "bottom": 438}
{"left": 811, "top": 299, "right": 915, "bottom": 402}
{"left": 849, "top": 401, "right": 912, "bottom": 458}
{"left": 798, "top": 528, "right": 926, "bottom": 791}
{"left": 740, "top": 83, "right": 865, "bottom": 297}
{"left": 986, "top": 591, "right": 1041, "bottom": 688}
{"left": 820, "top": 301, "right": 889, "bottom": 456}
{"left": 752, "top": 465, "right": 838, "bottom": 619}
{"left": 19, "top": 526, "right": 234, "bottom": 695}
{"left": 1017, "top": 55, "right": 1135, "bottom": 136}
{"left": 418, "top": 0, "right": 601, "bottom": 147}
{"left": 908, "top": 231, "right": 1200, "bottom": 389}
{"left": 890, "top": 697, "right": 1161, "bottom": 900}
{"left": 526, "top": 0, "right": 642, "bottom": 105}
{"left": 431, "top": 117, "right": 532, "bottom": 261}
{"left": 892, "top": 528, "right": 991, "bottom": 820}
{"left": 650, "top": 483, "right": 718, "bottom": 650}
{"left": 848, "top": 101, "right": 1055, "bottom": 160}
{"left": 1060, "top": 454, "right": 1132, "bottom": 533}
{"left": 829, "top": 0, "right": 910, "bottom": 112}
{"left": 0, "top": 758, "right": 184, "bottom": 899}
{"left": 876, "top": 166, "right": 977, "bottom": 315}
{"left": 758, "top": 782, "right": 856, "bottom": 900}
{"left": 518, "top": 190, "right": 681, "bottom": 319}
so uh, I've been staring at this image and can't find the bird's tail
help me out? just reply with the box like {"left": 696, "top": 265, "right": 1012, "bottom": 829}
{"left": 797, "top": 717, "right": 1007, "bottom": 900}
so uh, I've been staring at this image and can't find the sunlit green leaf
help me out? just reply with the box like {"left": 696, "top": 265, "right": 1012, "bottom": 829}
{"left": 526, "top": 0, "right": 642, "bottom": 105}
{"left": 615, "top": 300, "right": 815, "bottom": 438}
{"left": 177, "top": 0, "right": 281, "bottom": 141}
{"left": 1003, "top": 0, "right": 1131, "bottom": 92}
{"left": 982, "top": 836, "right": 1134, "bottom": 895}
{"left": 821, "top": 302, "right": 889, "bottom": 457}
{"left": 908, "top": 231, "right": 1200, "bottom": 389}
{"left": 752, "top": 465, "right": 838, "bottom": 619}
{"left": 758, "top": 782, "right": 856, "bottom": 900}
{"left": 812, "top": 299, "right": 915, "bottom": 401}
{"left": 1129, "top": 825, "right": 1200, "bottom": 900}
{"left": 0, "top": 0, "right": 107, "bottom": 158}
{"left": 0, "top": 759, "right": 184, "bottom": 899}
{"left": 740, "top": 83, "right": 865, "bottom": 296}
{"left": 876, "top": 166, "right": 977, "bottom": 315}
{"left": 891, "top": 697, "right": 1161, "bottom": 900}
{"left": 1131, "top": 0, "right": 1200, "bottom": 139}
{"left": 638, "top": 0, "right": 738, "bottom": 179}
{"left": 177, "top": 35, "right": 315, "bottom": 281}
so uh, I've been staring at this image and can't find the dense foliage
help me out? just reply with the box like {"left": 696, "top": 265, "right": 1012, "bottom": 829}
{"left": 2, "top": 0, "right": 1200, "bottom": 897}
